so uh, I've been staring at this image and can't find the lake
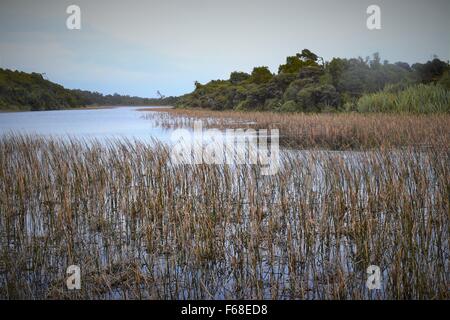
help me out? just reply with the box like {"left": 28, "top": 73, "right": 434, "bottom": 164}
{"left": 0, "top": 106, "right": 446, "bottom": 300}
{"left": 0, "top": 106, "right": 172, "bottom": 142}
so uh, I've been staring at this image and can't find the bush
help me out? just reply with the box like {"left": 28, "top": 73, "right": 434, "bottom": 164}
{"left": 296, "top": 84, "right": 340, "bottom": 112}
{"left": 264, "top": 98, "right": 283, "bottom": 111}
{"left": 280, "top": 100, "right": 298, "bottom": 112}
{"left": 283, "top": 79, "right": 312, "bottom": 101}
{"left": 175, "top": 51, "right": 449, "bottom": 113}
{"left": 357, "top": 84, "right": 450, "bottom": 113}
{"left": 438, "top": 71, "right": 450, "bottom": 89}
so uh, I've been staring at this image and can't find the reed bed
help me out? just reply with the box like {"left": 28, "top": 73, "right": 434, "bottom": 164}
{"left": 139, "top": 108, "right": 450, "bottom": 149}
{"left": 356, "top": 84, "right": 450, "bottom": 114}
{"left": 0, "top": 134, "right": 448, "bottom": 299}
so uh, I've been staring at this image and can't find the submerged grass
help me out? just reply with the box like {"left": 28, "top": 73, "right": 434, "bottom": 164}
{"left": 0, "top": 134, "right": 448, "bottom": 299}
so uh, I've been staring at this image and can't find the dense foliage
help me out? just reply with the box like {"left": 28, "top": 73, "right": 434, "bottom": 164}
{"left": 0, "top": 68, "right": 177, "bottom": 111}
{"left": 177, "top": 49, "right": 450, "bottom": 113}
{"left": 356, "top": 83, "right": 450, "bottom": 114}
{"left": 2, "top": 50, "right": 449, "bottom": 113}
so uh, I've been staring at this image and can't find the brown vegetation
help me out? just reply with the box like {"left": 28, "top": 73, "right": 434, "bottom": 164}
{"left": 140, "top": 108, "right": 450, "bottom": 149}
{"left": 0, "top": 134, "right": 448, "bottom": 299}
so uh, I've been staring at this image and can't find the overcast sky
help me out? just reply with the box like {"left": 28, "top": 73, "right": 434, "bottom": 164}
{"left": 0, "top": 0, "right": 449, "bottom": 97}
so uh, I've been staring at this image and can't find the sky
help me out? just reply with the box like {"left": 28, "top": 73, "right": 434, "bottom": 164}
{"left": 0, "top": 0, "right": 449, "bottom": 97}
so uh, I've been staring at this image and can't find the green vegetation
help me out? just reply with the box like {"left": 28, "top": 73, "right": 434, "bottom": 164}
{"left": 356, "top": 83, "right": 450, "bottom": 113}
{"left": 1, "top": 50, "right": 449, "bottom": 299}
{"left": 0, "top": 69, "right": 81, "bottom": 110}
{"left": 0, "top": 68, "right": 178, "bottom": 111}
{"left": 177, "top": 50, "right": 450, "bottom": 113}
{"left": 143, "top": 108, "right": 450, "bottom": 149}
{"left": 2, "top": 50, "right": 448, "bottom": 113}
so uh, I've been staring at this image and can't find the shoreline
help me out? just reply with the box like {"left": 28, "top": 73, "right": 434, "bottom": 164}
{"left": 0, "top": 105, "right": 172, "bottom": 113}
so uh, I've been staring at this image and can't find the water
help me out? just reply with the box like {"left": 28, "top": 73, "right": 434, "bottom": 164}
{"left": 0, "top": 106, "right": 172, "bottom": 142}
{"left": 0, "top": 106, "right": 279, "bottom": 161}
{"left": 0, "top": 107, "right": 445, "bottom": 299}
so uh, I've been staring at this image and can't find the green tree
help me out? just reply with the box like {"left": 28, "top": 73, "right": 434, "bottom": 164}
{"left": 250, "top": 67, "right": 273, "bottom": 84}
{"left": 298, "top": 49, "right": 319, "bottom": 63}
{"left": 412, "top": 58, "right": 450, "bottom": 84}
{"left": 230, "top": 71, "right": 250, "bottom": 84}
{"left": 327, "top": 58, "right": 347, "bottom": 87}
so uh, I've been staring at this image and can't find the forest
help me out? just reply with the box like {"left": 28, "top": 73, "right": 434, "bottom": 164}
{"left": 1, "top": 49, "right": 449, "bottom": 113}
{"left": 177, "top": 49, "right": 450, "bottom": 113}
{"left": 0, "top": 68, "right": 177, "bottom": 111}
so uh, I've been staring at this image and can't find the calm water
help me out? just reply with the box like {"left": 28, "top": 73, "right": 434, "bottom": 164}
{"left": 0, "top": 106, "right": 171, "bottom": 142}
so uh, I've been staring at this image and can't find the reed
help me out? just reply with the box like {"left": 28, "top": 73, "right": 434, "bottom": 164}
{"left": 140, "top": 108, "right": 450, "bottom": 149}
{"left": 356, "top": 84, "right": 450, "bottom": 114}
{"left": 0, "top": 134, "right": 448, "bottom": 299}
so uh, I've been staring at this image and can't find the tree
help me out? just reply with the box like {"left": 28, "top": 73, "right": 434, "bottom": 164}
{"left": 176, "top": 51, "right": 445, "bottom": 113}
{"left": 412, "top": 58, "right": 449, "bottom": 84}
{"left": 327, "top": 58, "right": 347, "bottom": 87}
{"left": 278, "top": 49, "right": 320, "bottom": 74}
{"left": 194, "top": 81, "right": 202, "bottom": 89}
{"left": 250, "top": 67, "right": 273, "bottom": 84}
{"left": 369, "top": 52, "right": 381, "bottom": 69}
{"left": 278, "top": 56, "right": 304, "bottom": 74}
{"left": 296, "top": 84, "right": 340, "bottom": 112}
{"left": 156, "top": 90, "right": 165, "bottom": 99}
{"left": 298, "top": 49, "right": 319, "bottom": 63}
{"left": 230, "top": 71, "right": 250, "bottom": 84}
{"left": 394, "top": 62, "right": 411, "bottom": 71}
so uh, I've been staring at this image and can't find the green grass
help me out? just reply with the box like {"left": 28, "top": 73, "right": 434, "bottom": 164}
{"left": 356, "top": 84, "right": 450, "bottom": 114}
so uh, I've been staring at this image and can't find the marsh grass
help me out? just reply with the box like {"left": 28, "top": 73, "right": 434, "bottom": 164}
{"left": 356, "top": 84, "right": 450, "bottom": 114}
{"left": 0, "top": 134, "right": 448, "bottom": 299}
{"left": 140, "top": 108, "right": 450, "bottom": 149}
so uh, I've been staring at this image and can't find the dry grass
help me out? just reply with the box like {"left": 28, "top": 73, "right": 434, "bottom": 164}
{"left": 0, "top": 134, "right": 448, "bottom": 299}
{"left": 139, "top": 108, "right": 450, "bottom": 149}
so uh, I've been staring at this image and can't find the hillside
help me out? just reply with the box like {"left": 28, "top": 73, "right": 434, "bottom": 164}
{"left": 2, "top": 50, "right": 449, "bottom": 113}
{"left": 0, "top": 68, "right": 177, "bottom": 111}
{"left": 177, "top": 49, "right": 450, "bottom": 113}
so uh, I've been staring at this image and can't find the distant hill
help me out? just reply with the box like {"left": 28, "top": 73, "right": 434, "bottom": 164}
{"left": 0, "top": 68, "right": 178, "bottom": 111}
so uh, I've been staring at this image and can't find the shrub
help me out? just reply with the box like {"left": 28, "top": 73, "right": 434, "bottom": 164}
{"left": 357, "top": 84, "right": 450, "bottom": 113}
{"left": 296, "top": 84, "right": 340, "bottom": 112}
{"left": 280, "top": 100, "right": 298, "bottom": 112}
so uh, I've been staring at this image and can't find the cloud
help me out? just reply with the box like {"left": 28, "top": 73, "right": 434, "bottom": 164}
{"left": 1, "top": 0, "right": 449, "bottom": 96}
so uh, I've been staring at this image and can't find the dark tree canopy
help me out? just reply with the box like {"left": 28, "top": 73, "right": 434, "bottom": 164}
{"left": 177, "top": 49, "right": 449, "bottom": 113}
{"left": 0, "top": 68, "right": 178, "bottom": 111}
{"left": 250, "top": 67, "right": 273, "bottom": 84}
{"left": 412, "top": 58, "right": 450, "bottom": 84}
{"left": 2, "top": 49, "right": 449, "bottom": 113}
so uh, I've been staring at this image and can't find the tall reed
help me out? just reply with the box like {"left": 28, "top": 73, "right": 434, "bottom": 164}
{"left": 0, "top": 135, "right": 447, "bottom": 299}
{"left": 140, "top": 108, "right": 450, "bottom": 149}
{"left": 356, "top": 84, "right": 450, "bottom": 114}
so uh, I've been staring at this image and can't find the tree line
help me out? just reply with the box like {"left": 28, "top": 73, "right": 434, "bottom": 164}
{"left": 177, "top": 49, "right": 450, "bottom": 113}
{"left": 1, "top": 49, "right": 449, "bottom": 113}
{"left": 0, "top": 68, "right": 177, "bottom": 111}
